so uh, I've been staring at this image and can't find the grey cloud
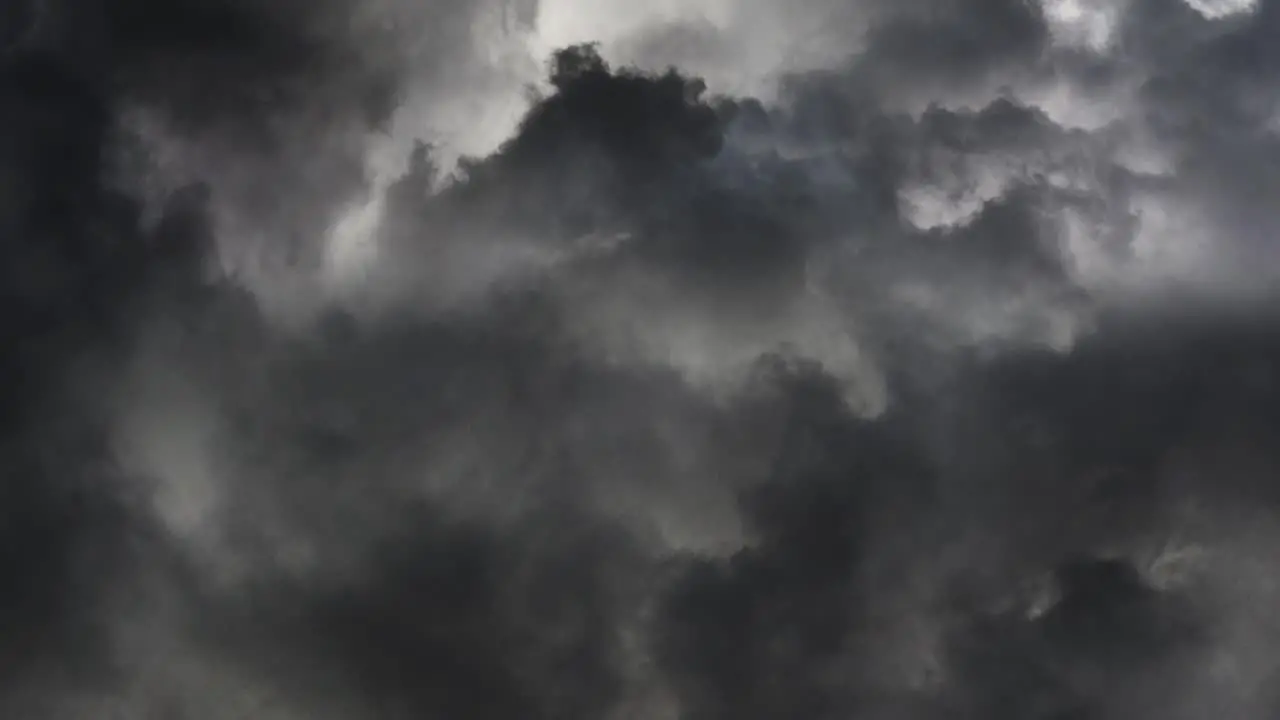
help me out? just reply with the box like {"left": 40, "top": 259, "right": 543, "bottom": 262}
{"left": 3, "top": 0, "right": 1280, "bottom": 718}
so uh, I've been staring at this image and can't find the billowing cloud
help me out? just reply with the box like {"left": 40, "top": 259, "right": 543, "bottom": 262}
{"left": 3, "top": 0, "right": 1280, "bottom": 718}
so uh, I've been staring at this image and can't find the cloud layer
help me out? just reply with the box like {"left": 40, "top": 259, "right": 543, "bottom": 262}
{"left": 4, "top": 0, "right": 1280, "bottom": 717}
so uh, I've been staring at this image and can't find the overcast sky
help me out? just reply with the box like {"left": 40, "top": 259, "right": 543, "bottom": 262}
{"left": 3, "top": 0, "right": 1280, "bottom": 718}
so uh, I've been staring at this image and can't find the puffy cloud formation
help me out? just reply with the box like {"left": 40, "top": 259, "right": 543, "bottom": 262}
{"left": 5, "top": 0, "right": 1280, "bottom": 717}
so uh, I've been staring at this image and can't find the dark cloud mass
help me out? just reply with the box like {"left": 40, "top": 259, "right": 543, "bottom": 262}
{"left": 4, "top": 0, "right": 1280, "bottom": 717}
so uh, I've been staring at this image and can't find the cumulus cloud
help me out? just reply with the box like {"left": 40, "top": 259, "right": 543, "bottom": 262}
{"left": 4, "top": 0, "right": 1280, "bottom": 718}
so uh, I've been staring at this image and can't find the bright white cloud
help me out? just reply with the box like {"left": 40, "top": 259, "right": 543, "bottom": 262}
{"left": 1040, "top": 0, "right": 1126, "bottom": 51}
{"left": 1183, "top": 0, "right": 1259, "bottom": 19}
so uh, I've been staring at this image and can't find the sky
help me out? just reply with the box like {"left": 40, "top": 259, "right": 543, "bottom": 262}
{"left": 3, "top": 0, "right": 1280, "bottom": 717}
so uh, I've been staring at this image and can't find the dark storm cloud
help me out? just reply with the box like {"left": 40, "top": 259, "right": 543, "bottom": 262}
{"left": 4, "top": 0, "right": 1280, "bottom": 718}
{"left": 855, "top": 0, "right": 1052, "bottom": 104}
